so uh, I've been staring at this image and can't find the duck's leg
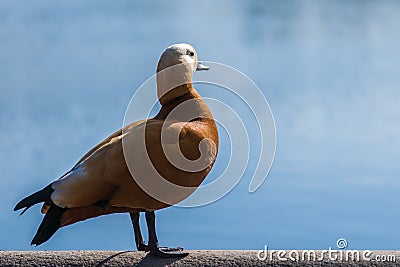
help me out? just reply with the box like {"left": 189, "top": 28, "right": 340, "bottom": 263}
{"left": 145, "top": 211, "right": 188, "bottom": 257}
{"left": 129, "top": 212, "right": 148, "bottom": 251}
{"left": 129, "top": 211, "right": 183, "bottom": 254}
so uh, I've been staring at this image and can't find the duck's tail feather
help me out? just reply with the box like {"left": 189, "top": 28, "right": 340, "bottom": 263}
{"left": 14, "top": 184, "right": 54, "bottom": 214}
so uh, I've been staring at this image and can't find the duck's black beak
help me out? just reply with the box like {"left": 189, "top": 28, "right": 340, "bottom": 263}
{"left": 196, "top": 62, "right": 210, "bottom": 71}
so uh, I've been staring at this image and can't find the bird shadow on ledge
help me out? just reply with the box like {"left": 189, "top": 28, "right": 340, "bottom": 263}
{"left": 95, "top": 251, "right": 187, "bottom": 267}
{"left": 135, "top": 254, "right": 187, "bottom": 267}
{"left": 94, "top": 251, "right": 131, "bottom": 267}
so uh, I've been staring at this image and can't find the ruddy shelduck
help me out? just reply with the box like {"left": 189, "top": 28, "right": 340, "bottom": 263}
{"left": 15, "top": 43, "right": 218, "bottom": 258}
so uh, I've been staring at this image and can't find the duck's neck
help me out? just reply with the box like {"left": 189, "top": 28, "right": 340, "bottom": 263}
{"left": 156, "top": 84, "right": 212, "bottom": 121}
{"left": 158, "top": 83, "right": 194, "bottom": 106}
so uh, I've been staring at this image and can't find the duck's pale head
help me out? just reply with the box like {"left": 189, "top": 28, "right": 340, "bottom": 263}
{"left": 157, "top": 43, "right": 209, "bottom": 105}
{"left": 157, "top": 43, "right": 209, "bottom": 73}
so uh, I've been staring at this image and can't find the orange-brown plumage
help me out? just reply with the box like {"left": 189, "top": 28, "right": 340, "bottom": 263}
{"left": 15, "top": 44, "right": 218, "bottom": 256}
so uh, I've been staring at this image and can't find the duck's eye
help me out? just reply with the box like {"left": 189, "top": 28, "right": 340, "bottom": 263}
{"left": 186, "top": 50, "right": 195, "bottom": 57}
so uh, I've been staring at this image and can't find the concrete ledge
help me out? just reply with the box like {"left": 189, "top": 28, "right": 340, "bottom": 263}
{"left": 0, "top": 250, "right": 398, "bottom": 266}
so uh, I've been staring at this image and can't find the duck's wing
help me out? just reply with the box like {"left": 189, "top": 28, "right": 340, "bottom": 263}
{"left": 46, "top": 120, "right": 145, "bottom": 209}
{"left": 50, "top": 132, "right": 124, "bottom": 208}
{"left": 39, "top": 124, "right": 127, "bottom": 213}
{"left": 38, "top": 129, "right": 117, "bottom": 213}
{"left": 49, "top": 118, "right": 216, "bottom": 210}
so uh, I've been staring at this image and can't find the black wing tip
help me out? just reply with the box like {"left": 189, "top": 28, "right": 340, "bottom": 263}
{"left": 31, "top": 237, "right": 44, "bottom": 246}
{"left": 30, "top": 205, "right": 66, "bottom": 246}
